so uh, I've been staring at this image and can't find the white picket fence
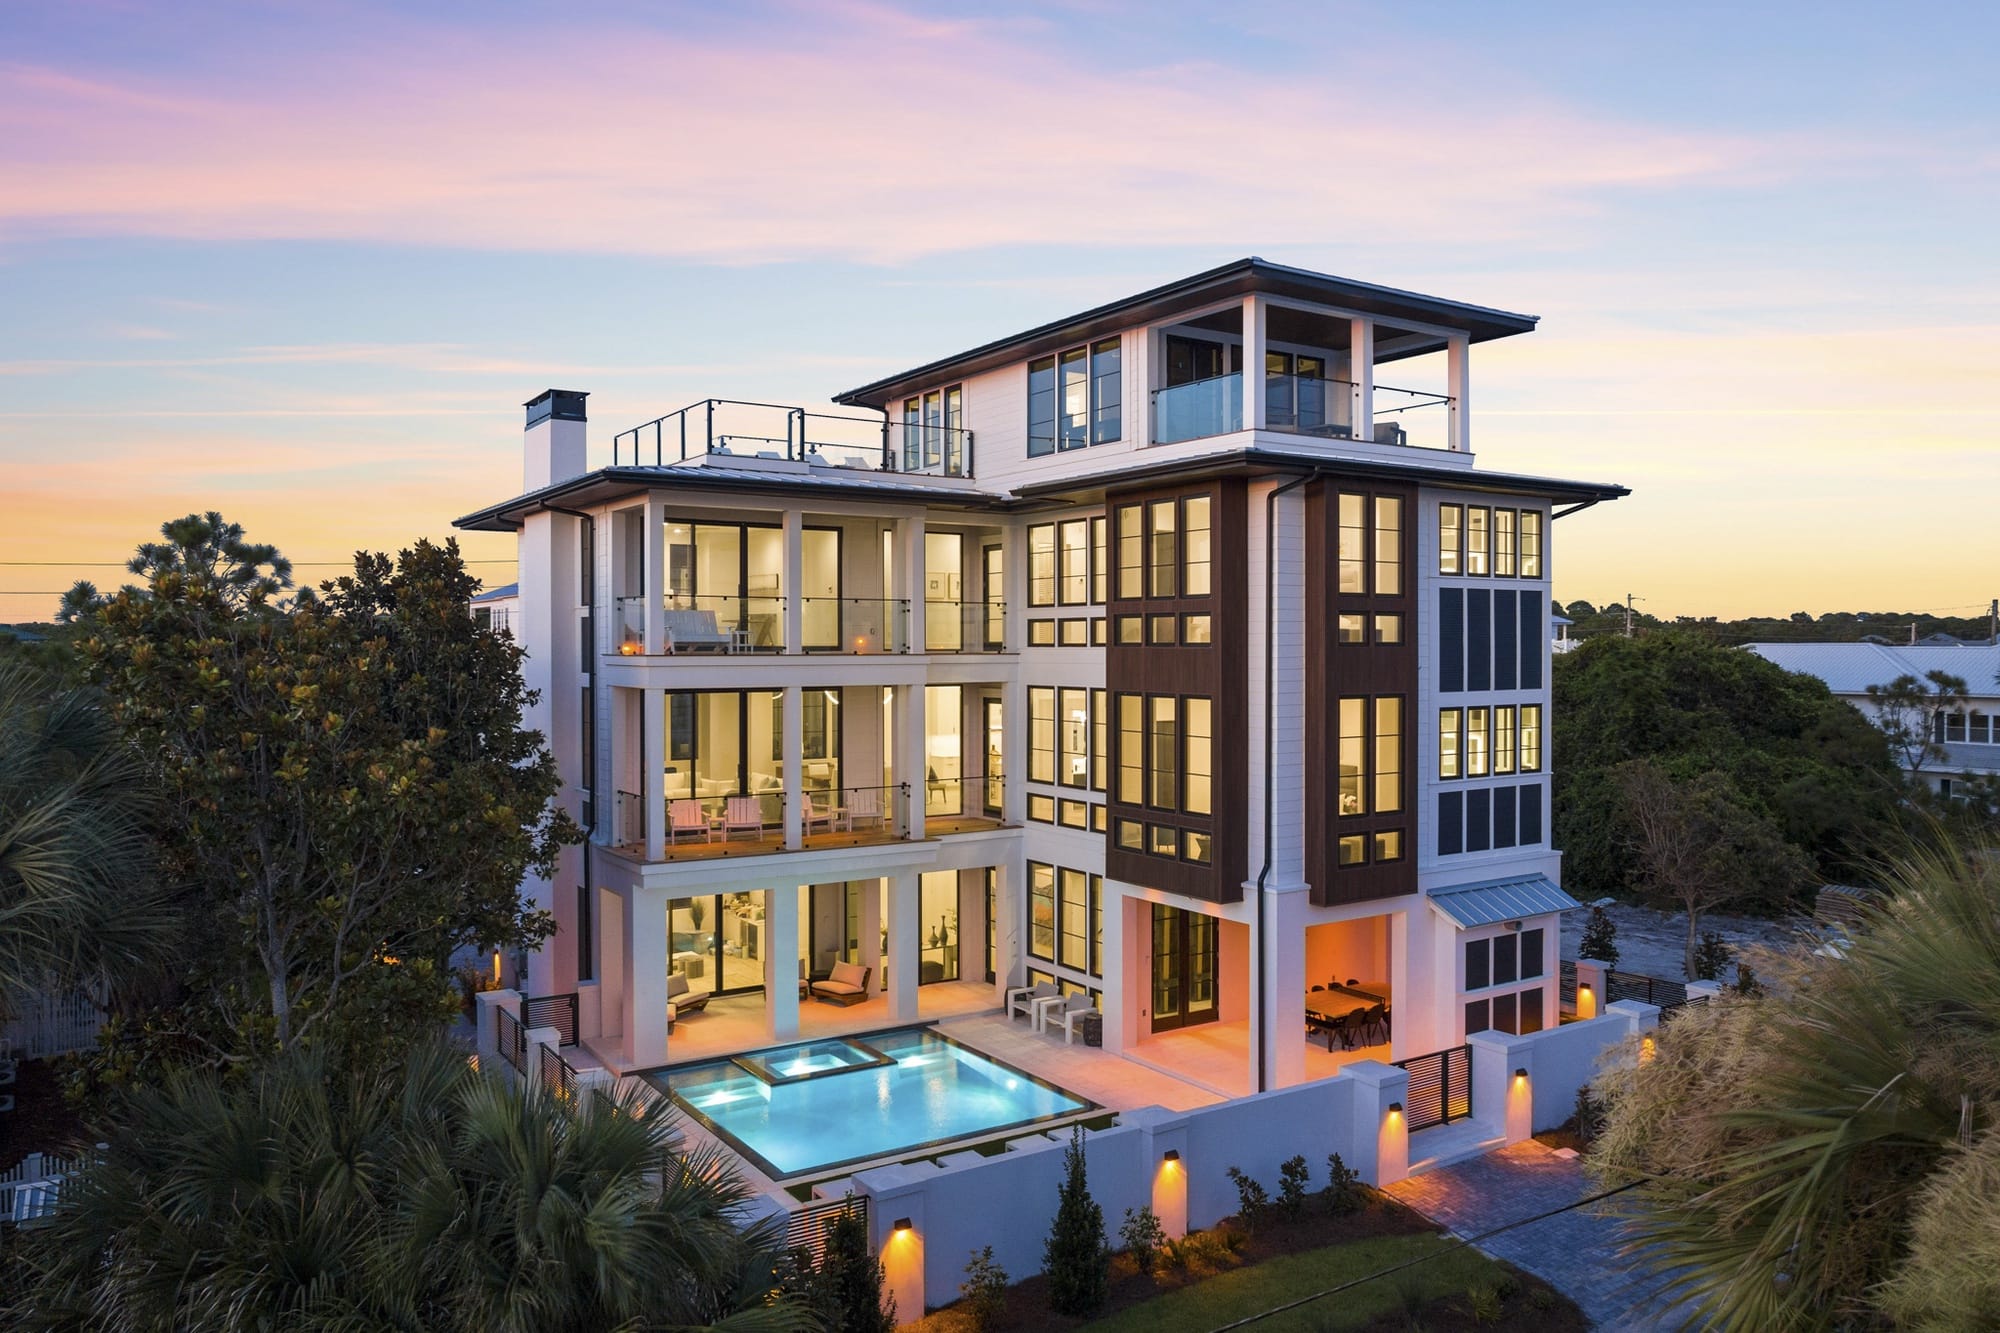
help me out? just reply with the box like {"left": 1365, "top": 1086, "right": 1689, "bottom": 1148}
{"left": 1, "top": 988, "right": 107, "bottom": 1060}
{"left": 0, "top": 1150, "right": 88, "bottom": 1227}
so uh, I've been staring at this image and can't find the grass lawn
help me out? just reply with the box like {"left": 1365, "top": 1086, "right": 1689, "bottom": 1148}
{"left": 1079, "top": 1232, "right": 1548, "bottom": 1332}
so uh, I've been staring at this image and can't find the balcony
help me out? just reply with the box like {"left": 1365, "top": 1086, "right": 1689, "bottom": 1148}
{"left": 611, "top": 398, "right": 974, "bottom": 480}
{"left": 1151, "top": 371, "right": 1455, "bottom": 451}
{"left": 610, "top": 595, "right": 1007, "bottom": 656}
{"left": 608, "top": 779, "right": 1006, "bottom": 864}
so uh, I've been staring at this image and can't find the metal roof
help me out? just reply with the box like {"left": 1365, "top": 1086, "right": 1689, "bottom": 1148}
{"left": 832, "top": 257, "right": 1541, "bottom": 411}
{"left": 471, "top": 582, "right": 518, "bottom": 603}
{"left": 1427, "top": 873, "right": 1582, "bottom": 929}
{"left": 1745, "top": 642, "right": 2000, "bottom": 700}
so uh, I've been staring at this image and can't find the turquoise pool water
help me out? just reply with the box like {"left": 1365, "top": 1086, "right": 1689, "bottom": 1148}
{"left": 655, "top": 1027, "right": 1092, "bottom": 1180}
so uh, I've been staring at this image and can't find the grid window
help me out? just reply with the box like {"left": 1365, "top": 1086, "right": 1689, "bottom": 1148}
{"left": 1091, "top": 689, "right": 1108, "bottom": 792}
{"left": 1116, "top": 615, "right": 1142, "bottom": 644}
{"left": 1338, "top": 697, "right": 1366, "bottom": 815}
{"left": 1184, "top": 697, "right": 1212, "bottom": 816}
{"left": 1494, "top": 705, "right": 1517, "bottom": 775}
{"left": 1060, "top": 687, "right": 1088, "bottom": 789}
{"left": 1028, "top": 862, "right": 1055, "bottom": 960}
{"left": 1374, "top": 613, "right": 1402, "bottom": 645}
{"left": 1148, "top": 499, "right": 1178, "bottom": 598}
{"left": 1520, "top": 511, "right": 1544, "bottom": 579}
{"left": 1440, "top": 708, "right": 1462, "bottom": 780}
{"left": 1090, "top": 339, "right": 1122, "bottom": 445}
{"left": 1117, "top": 694, "right": 1143, "bottom": 804}
{"left": 1467, "top": 707, "right": 1490, "bottom": 777}
{"left": 1149, "top": 613, "right": 1177, "bottom": 645}
{"left": 1029, "top": 687, "right": 1055, "bottom": 784}
{"left": 1059, "top": 348, "right": 1088, "bottom": 450}
{"left": 1466, "top": 507, "right": 1490, "bottom": 575}
{"left": 1183, "top": 613, "right": 1212, "bottom": 644}
{"left": 1494, "top": 508, "right": 1517, "bottom": 577}
{"left": 1374, "top": 696, "right": 1403, "bottom": 815}
{"left": 1059, "top": 868, "right": 1090, "bottom": 971}
{"left": 1440, "top": 503, "right": 1463, "bottom": 575}
{"left": 1028, "top": 619, "right": 1056, "bottom": 646}
{"left": 1091, "top": 515, "right": 1108, "bottom": 604}
{"left": 1374, "top": 496, "right": 1403, "bottom": 595}
{"left": 1116, "top": 505, "right": 1144, "bottom": 599}
{"left": 1028, "top": 524, "right": 1056, "bottom": 606}
{"left": 1183, "top": 495, "right": 1212, "bottom": 597}
{"left": 1338, "top": 492, "right": 1367, "bottom": 594}
{"left": 1059, "top": 519, "right": 1090, "bottom": 605}
{"left": 1338, "top": 612, "right": 1366, "bottom": 644}
{"left": 1059, "top": 618, "right": 1089, "bottom": 646}
{"left": 1148, "top": 696, "right": 1179, "bottom": 810}
{"left": 1520, "top": 705, "right": 1542, "bottom": 772}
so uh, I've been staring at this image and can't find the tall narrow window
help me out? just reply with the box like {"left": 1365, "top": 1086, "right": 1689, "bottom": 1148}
{"left": 1148, "top": 499, "right": 1178, "bottom": 598}
{"left": 1059, "top": 868, "right": 1089, "bottom": 972}
{"left": 1374, "top": 495, "right": 1403, "bottom": 596}
{"left": 1029, "top": 687, "right": 1055, "bottom": 784}
{"left": 1090, "top": 515, "right": 1108, "bottom": 604}
{"left": 1466, "top": 507, "right": 1491, "bottom": 576}
{"left": 942, "top": 385, "right": 964, "bottom": 474}
{"left": 1028, "top": 357, "right": 1057, "bottom": 457}
{"left": 1520, "top": 705, "right": 1543, "bottom": 772}
{"left": 1374, "top": 696, "right": 1403, "bottom": 814}
{"left": 1439, "top": 503, "right": 1463, "bottom": 575}
{"left": 1338, "top": 697, "right": 1366, "bottom": 815}
{"left": 1028, "top": 524, "right": 1056, "bottom": 607}
{"left": 1467, "top": 706, "right": 1490, "bottom": 777}
{"left": 1117, "top": 694, "right": 1143, "bottom": 804}
{"left": 1494, "top": 508, "right": 1517, "bottom": 577}
{"left": 922, "top": 390, "right": 944, "bottom": 469}
{"left": 1090, "top": 874, "right": 1104, "bottom": 975}
{"left": 1338, "top": 492, "right": 1366, "bottom": 594}
{"left": 1440, "top": 708, "right": 1463, "bottom": 779}
{"left": 1184, "top": 697, "right": 1212, "bottom": 816}
{"left": 1148, "top": 697, "right": 1179, "bottom": 810}
{"left": 1091, "top": 689, "right": 1108, "bottom": 791}
{"left": 1182, "top": 495, "right": 1212, "bottom": 597}
{"left": 1060, "top": 687, "right": 1088, "bottom": 789}
{"left": 1028, "top": 862, "right": 1055, "bottom": 960}
{"left": 1059, "top": 348, "right": 1089, "bottom": 451}
{"left": 1059, "top": 519, "right": 1089, "bottom": 605}
{"left": 1090, "top": 338, "right": 1122, "bottom": 444}
{"left": 1519, "top": 511, "right": 1544, "bottom": 579}
{"left": 1116, "top": 505, "right": 1144, "bottom": 600}
{"left": 901, "top": 397, "right": 922, "bottom": 470}
{"left": 1494, "top": 705, "right": 1516, "bottom": 774}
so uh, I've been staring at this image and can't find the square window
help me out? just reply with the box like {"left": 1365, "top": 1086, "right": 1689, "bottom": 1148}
{"left": 1182, "top": 613, "right": 1212, "bottom": 644}
{"left": 1464, "top": 998, "right": 1489, "bottom": 1036}
{"left": 1149, "top": 614, "right": 1177, "bottom": 645}
{"left": 1116, "top": 615, "right": 1143, "bottom": 644}
{"left": 1027, "top": 793, "right": 1055, "bottom": 823}
{"left": 1058, "top": 798, "right": 1089, "bottom": 829}
{"left": 1373, "top": 830, "right": 1403, "bottom": 861}
{"left": 1059, "top": 618, "right": 1088, "bottom": 646}
{"left": 1337, "top": 834, "right": 1367, "bottom": 866}
{"left": 1182, "top": 829, "right": 1212, "bottom": 864}
{"left": 1149, "top": 824, "right": 1178, "bottom": 858}
{"left": 1029, "top": 619, "right": 1056, "bottom": 646}
{"left": 1374, "top": 614, "right": 1403, "bottom": 645}
{"left": 1116, "top": 818, "right": 1144, "bottom": 850}
{"left": 1338, "top": 613, "right": 1366, "bottom": 644}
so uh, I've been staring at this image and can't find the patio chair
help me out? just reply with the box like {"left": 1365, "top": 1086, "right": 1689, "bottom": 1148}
{"left": 662, "top": 609, "right": 734, "bottom": 654}
{"left": 844, "top": 787, "right": 886, "bottom": 832}
{"left": 720, "top": 796, "right": 765, "bottom": 841}
{"left": 666, "top": 973, "right": 709, "bottom": 1017}
{"left": 1057, "top": 997, "right": 1100, "bottom": 1045}
{"left": 810, "top": 960, "right": 871, "bottom": 1006}
{"left": 1360, "top": 1003, "right": 1388, "bottom": 1047}
{"left": 1006, "top": 980, "right": 1057, "bottom": 1022}
{"left": 1037, "top": 993, "right": 1089, "bottom": 1035}
{"left": 802, "top": 791, "right": 838, "bottom": 837}
{"left": 668, "top": 799, "right": 711, "bottom": 845}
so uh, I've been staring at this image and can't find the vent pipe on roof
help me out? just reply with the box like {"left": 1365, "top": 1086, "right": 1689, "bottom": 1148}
{"left": 524, "top": 389, "right": 588, "bottom": 491}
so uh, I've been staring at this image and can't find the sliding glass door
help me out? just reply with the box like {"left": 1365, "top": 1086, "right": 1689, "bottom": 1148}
{"left": 665, "top": 689, "right": 840, "bottom": 821}
{"left": 1150, "top": 903, "right": 1218, "bottom": 1033}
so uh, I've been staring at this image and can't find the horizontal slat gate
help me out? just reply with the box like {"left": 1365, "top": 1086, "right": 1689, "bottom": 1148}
{"left": 523, "top": 992, "right": 579, "bottom": 1047}
{"left": 1559, "top": 959, "right": 1578, "bottom": 1012}
{"left": 1395, "top": 1044, "right": 1472, "bottom": 1132}
{"left": 495, "top": 1006, "right": 526, "bottom": 1073}
{"left": 1607, "top": 970, "right": 1689, "bottom": 1011}
{"left": 786, "top": 1195, "right": 867, "bottom": 1265}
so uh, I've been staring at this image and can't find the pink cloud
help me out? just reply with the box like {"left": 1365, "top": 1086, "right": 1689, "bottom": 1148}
{"left": 0, "top": 5, "right": 1784, "bottom": 262}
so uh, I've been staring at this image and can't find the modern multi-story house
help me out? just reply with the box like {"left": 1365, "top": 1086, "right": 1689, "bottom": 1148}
{"left": 454, "top": 258, "right": 1626, "bottom": 1097}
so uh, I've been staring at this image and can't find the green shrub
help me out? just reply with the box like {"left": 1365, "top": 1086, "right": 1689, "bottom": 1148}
{"left": 1043, "top": 1125, "right": 1107, "bottom": 1317}
{"left": 1692, "top": 930, "right": 1734, "bottom": 982}
{"left": 1572, "top": 1084, "right": 1606, "bottom": 1144}
{"left": 820, "top": 1202, "right": 895, "bottom": 1332}
{"left": 1324, "top": 1152, "right": 1364, "bottom": 1214}
{"left": 1118, "top": 1205, "right": 1166, "bottom": 1276}
{"left": 1578, "top": 904, "right": 1620, "bottom": 967}
{"left": 1529, "top": 1283, "right": 1558, "bottom": 1311}
{"left": 1276, "top": 1154, "right": 1310, "bottom": 1221}
{"left": 1466, "top": 1281, "right": 1504, "bottom": 1324}
{"left": 1224, "top": 1165, "right": 1269, "bottom": 1231}
{"left": 959, "top": 1245, "right": 1008, "bottom": 1332}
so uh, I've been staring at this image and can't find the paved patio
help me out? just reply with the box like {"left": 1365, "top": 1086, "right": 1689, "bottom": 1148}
{"left": 1387, "top": 1139, "right": 1695, "bottom": 1331}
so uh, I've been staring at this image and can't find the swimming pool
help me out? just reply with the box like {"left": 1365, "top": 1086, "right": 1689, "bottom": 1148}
{"left": 654, "top": 1027, "right": 1094, "bottom": 1180}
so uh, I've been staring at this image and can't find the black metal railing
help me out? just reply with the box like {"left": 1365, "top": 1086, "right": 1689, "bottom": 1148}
{"left": 524, "top": 992, "right": 579, "bottom": 1047}
{"left": 611, "top": 398, "right": 973, "bottom": 479}
{"left": 540, "top": 1043, "right": 579, "bottom": 1101}
{"left": 495, "top": 1005, "right": 526, "bottom": 1075}
{"left": 1559, "top": 959, "right": 1578, "bottom": 1013}
{"left": 787, "top": 1194, "right": 868, "bottom": 1265}
{"left": 1605, "top": 969, "right": 1691, "bottom": 1011}
{"left": 1395, "top": 1044, "right": 1472, "bottom": 1133}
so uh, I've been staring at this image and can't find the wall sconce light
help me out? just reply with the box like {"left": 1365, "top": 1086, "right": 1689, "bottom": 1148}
{"left": 1387, "top": 1102, "right": 1402, "bottom": 1116}
{"left": 1514, "top": 1067, "right": 1528, "bottom": 1080}
{"left": 892, "top": 1217, "right": 913, "bottom": 1233}
{"left": 1162, "top": 1149, "right": 1180, "bottom": 1163}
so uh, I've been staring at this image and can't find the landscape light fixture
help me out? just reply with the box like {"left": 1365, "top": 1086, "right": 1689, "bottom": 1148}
{"left": 892, "top": 1217, "right": 913, "bottom": 1233}
{"left": 1387, "top": 1102, "right": 1402, "bottom": 1115}
{"left": 1162, "top": 1148, "right": 1180, "bottom": 1162}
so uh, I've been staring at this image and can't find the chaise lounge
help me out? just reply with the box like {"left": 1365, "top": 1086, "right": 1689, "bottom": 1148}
{"left": 809, "top": 960, "right": 871, "bottom": 1006}
{"left": 666, "top": 973, "right": 710, "bottom": 1026}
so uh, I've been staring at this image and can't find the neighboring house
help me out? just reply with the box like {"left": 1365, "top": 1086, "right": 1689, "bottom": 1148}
{"left": 1551, "top": 610, "right": 1575, "bottom": 654}
{"left": 453, "top": 257, "right": 1628, "bottom": 1091}
{"left": 1747, "top": 641, "right": 2000, "bottom": 796}
{"left": 471, "top": 582, "right": 518, "bottom": 635}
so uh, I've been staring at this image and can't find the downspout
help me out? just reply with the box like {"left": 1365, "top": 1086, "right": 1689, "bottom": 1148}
{"left": 1253, "top": 468, "right": 1325, "bottom": 1094}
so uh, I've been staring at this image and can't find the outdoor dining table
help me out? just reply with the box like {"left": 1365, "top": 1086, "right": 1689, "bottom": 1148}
{"left": 1303, "top": 981, "right": 1392, "bottom": 1049}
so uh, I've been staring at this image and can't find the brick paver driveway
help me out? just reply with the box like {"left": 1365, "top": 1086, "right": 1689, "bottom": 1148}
{"left": 1387, "top": 1140, "right": 1698, "bottom": 1331}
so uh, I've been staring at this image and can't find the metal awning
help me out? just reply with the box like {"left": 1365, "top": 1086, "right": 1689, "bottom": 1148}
{"left": 1427, "top": 874, "right": 1581, "bottom": 929}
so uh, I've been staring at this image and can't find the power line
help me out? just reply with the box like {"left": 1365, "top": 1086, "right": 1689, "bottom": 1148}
{"left": 1210, "top": 1176, "right": 1650, "bottom": 1331}
{"left": 0, "top": 560, "right": 518, "bottom": 567}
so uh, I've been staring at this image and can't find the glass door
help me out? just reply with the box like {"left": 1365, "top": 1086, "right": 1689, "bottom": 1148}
{"left": 926, "top": 685, "right": 962, "bottom": 817}
{"left": 982, "top": 698, "right": 1004, "bottom": 817}
{"left": 1150, "top": 903, "right": 1219, "bottom": 1033}
{"left": 1152, "top": 904, "right": 1182, "bottom": 1030}
{"left": 925, "top": 532, "right": 963, "bottom": 651}
{"left": 918, "top": 871, "right": 959, "bottom": 984}
{"left": 983, "top": 544, "right": 1004, "bottom": 650}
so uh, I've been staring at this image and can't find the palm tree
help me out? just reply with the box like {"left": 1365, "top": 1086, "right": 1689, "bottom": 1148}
{"left": 0, "top": 659, "right": 173, "bottom": 1009}
{"left": 1589, "top": 839, "right": 2000, "bottom": 1330}
{"left": 8, "top": 1040, "right": 811, "bottom": 1332}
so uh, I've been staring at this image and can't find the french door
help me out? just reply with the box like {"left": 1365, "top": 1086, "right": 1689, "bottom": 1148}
{"left": 1150, "top": 903, "right": 1218, "bottom": 1032}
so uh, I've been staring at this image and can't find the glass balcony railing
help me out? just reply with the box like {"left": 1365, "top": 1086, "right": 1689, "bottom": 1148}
{"left": 1152, "top": 372, "right": 1242, "bottom": 445}
{"left": 1152, "top": 372, "right": 1456, "bottom": 450}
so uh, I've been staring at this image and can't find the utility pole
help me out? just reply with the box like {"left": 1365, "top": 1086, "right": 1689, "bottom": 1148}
{"left": 1989, "top": 598, "right": 1996, "bottom": 645}
{"left": 1623, "top": 593, "right": 1639, "bottom": 639}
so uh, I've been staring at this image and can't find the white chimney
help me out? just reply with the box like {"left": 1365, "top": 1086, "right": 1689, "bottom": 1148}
{"left": 523, "top": 389, "right": 588, "bottom": 491}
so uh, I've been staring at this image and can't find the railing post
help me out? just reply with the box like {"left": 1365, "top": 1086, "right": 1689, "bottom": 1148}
{"left": 880, "top": 418, "right": 891, "bottom": 471}
{"left": 705, "top": 399, "right": 714, "bottom": 453}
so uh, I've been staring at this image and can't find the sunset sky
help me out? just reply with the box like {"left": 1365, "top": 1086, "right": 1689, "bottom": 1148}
{"left": 2, "top": 1, "right": 1995, "bottom": 621}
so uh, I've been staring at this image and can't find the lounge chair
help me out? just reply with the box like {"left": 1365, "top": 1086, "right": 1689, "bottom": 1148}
{"left": 1056, "top": 998, "right": 1099, "bottom": 1045}
{"left": 666, "top": 973, "right": 709, "bottom": 1020}
{"left": 1006, "top": 980, "right": 1056, "bottom": 1022}
{"left": 810, "top": 960, "right": 871, "bottom": 1006}
{"left": 802, "top": 791, "right": 838, "bottom": 836}
{"left": 843, "top": 787, "right": 886, "bottom": 832}
{"left": 668, "top": 799, "right": 711, "bottom": 844}
{"left": 721, "top": 796, "right": 764, "bottom": 841}
{"left": 662, "top": 609, "right": 736, "bottom": 654}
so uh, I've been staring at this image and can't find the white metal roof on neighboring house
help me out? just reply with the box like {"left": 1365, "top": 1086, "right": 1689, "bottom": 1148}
{"left": 1746, "top": 641, "right": 2000, "bottom": 700}
{"left": 472, "top": 582, "right": 519, "bottom": 604}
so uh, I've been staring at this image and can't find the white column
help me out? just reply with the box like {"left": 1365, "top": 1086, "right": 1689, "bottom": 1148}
{"left": 642, "top": 689, "right": 665, "bottom": 862}
{"left": 642, "top": 494, "right": 666, "bottom": 655}
{"left": 782, "top": 685, "right": 804, "bottom": 849}
{"left": 1098, "top": 881, "right": 1126, "bottom": 1050}
{"left": 1260, "top": 886, "right": 1309, "bottom": 1089}
{"left": 1349, "top": 316, "right": 1374, "bottom": 444}
{"left": 899, "top": 515, "right": 928, "bottom": 654}
{"left": 889, "top": 870, "right": 920, "bottom": 1021}
{"left": 622, "top": 888, "right": 669, "bottom": 1069}
{"left": 1242, "top": 294, "right": 1266, "bottom": 433}
{"left": 860, "top": 878, "right": 884, "bottom": 992}
{"left": 896, "top": 684, "right": 927, "bottom": 840}
{"left": 765, "top": 885, "right": 801, "bottom": 1040}
{"left": 596, "top": 883, "right": 625, "bottom": 1044}
{"left": 990, "top": 859, "right": 1018, "bottom": 999}
{"left": 1446, "top": 333, "right": 1470, "bottom": 453}
{"left": 1388, "top": 910, "right": 1412, "bottom": 1062}
{"left": 782, "top": 508, "right": 804, "bottom": 653}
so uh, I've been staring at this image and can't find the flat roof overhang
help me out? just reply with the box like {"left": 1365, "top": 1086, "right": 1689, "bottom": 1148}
{"left": 832, "top": 257, "right": 1540, "bottom": 412}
